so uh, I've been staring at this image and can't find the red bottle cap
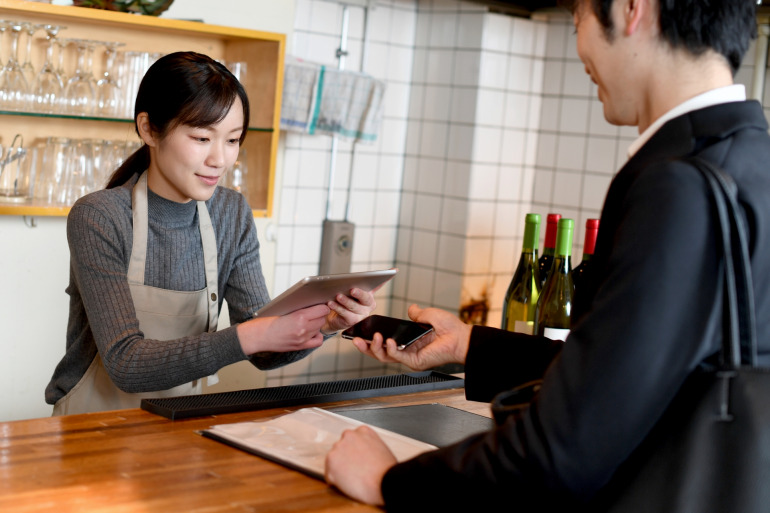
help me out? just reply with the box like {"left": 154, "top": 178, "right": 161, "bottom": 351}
{"left": 584, "top": 218, "right": 600, "bottom": 255}
{"left": 544, "top": 213, "right": 561, "bottom": 249}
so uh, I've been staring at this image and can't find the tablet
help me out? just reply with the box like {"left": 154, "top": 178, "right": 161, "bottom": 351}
{"left": 254, "top": 268, "right": 397, "bottom": 317}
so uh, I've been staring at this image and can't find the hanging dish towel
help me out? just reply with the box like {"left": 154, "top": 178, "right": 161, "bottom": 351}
{"left": 280, "top": 57, "right": 322, "bottom": 134}
{"left": 280, "top": 56, "right": 386, "bottom": 143}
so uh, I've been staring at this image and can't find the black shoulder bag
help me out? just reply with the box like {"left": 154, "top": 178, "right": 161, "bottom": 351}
{"left": 593, "top": 157, "right": 770, "bottom": 512}
{"left": 493, "top": 157, "right": 770, "bottom": 512}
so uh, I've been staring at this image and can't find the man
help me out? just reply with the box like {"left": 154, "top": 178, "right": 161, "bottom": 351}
{"left": 325, "top": 0, "right": 770, "bottom": 509}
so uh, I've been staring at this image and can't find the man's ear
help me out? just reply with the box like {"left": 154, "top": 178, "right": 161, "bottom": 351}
{"left": 623, "top": 0, "right": 649, "bottom": 36}
{"left": 136, "top": 112, "right": 156, "bottom": 147}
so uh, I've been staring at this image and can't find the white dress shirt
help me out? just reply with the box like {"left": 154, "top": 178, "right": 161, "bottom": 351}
{"left": 627, "top": 84, "right": 747, "bottom": 158}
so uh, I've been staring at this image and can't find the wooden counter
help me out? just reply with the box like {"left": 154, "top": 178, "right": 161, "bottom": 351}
{"left": 0, "top": 388, "right": 490, "bottom": 512}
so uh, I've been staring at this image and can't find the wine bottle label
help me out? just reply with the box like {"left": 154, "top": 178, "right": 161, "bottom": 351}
{"left": 544, "top": 327, "right": 570, "bottom": 342}
{"left": 514, "top": 320, "right": 534, "bottom": 335}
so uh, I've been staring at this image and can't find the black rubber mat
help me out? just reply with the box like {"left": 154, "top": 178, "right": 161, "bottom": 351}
{"left": 141, "top": 371, "right": 464, "bottom": 420}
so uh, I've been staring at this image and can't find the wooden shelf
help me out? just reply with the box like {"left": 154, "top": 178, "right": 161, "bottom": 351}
{"left": 0, "top": 0, "right": 285, "bottom": 217}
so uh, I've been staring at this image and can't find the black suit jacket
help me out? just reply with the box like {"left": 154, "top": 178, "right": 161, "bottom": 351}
{"left": 381, "top": 101, "right": 770, "bottom": 511}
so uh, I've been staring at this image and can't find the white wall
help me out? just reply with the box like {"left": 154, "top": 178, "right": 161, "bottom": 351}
{"left": 393, "top": 6, "right": 550, "bottom": 328}
{"left": 0, "top": 216, "right": 69, "bottom": 421}
{"left": 52, "top": 0, "right": 297, "bottom": 31}
{"left": 163, "top": 0, "right": 296, "bottom": 34}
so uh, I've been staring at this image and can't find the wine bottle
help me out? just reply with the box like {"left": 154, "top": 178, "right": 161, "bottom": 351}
{"left": 572, "top": 218, "right": 599, "bottom": 297}
{"left": 535, "top": 218, "right": 574, "bottom": 342}
{"left": 538, "top": 213, "right": 561, "bottom": 289}
{"left": 502, "top": 213, "right": 541, "bottom": 334}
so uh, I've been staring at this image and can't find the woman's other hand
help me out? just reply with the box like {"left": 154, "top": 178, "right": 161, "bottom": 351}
{"left": 322, "top": 287, "right": 378, "bottom": 334}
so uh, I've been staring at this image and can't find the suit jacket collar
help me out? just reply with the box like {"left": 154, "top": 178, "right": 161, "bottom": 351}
{"left": 627, "top": 100, "right": 768, "bottom": 174}
{"left": 603, "top": 100, "right": 768, "bottom": 216}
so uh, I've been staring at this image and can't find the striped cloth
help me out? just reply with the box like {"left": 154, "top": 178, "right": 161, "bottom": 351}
{"left": 280, "top": 56, "right": 385, "bottom": 142}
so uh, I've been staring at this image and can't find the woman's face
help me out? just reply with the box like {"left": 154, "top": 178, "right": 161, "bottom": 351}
{"left": 144, "top": 96, "right": 244, "bottom": 203}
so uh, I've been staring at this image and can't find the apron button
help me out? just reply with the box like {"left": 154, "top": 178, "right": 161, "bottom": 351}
{"left": 211, "top": 293, "right": 217, "bottom": 301}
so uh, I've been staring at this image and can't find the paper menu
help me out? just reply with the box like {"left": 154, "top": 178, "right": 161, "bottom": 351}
{"left": 200, "top": 407, "right": 437, "bottom": 479}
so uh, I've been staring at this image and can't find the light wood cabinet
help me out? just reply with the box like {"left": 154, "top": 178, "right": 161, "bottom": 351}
{"left": 0, "top": 0, "right": 284, "bottom": 217}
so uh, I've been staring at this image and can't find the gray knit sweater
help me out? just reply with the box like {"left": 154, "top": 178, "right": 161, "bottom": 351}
{"left": 45, "top": 173, "right": 311, "bottom": 404}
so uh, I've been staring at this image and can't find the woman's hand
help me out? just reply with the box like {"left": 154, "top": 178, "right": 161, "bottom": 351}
{"left": 322, "top": 287, "right": 378, "bottom": 334}
{"left": 236, "top": 304, "right": 330, "bottom": 355}
{"left": 348, "top": 304, "right": 472, "bottom": 370}
{"left": 325, "top": 425, "right": 395, "bottom": 506}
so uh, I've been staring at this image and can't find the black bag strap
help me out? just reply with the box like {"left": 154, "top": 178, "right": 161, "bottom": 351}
{"left": 689, "top": 156, "right": 757, "bottom": 367}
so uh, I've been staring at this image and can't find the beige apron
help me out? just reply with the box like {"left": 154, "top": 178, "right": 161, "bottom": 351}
{"left": 53, "top": 173, "right": 220, "bottom": 415}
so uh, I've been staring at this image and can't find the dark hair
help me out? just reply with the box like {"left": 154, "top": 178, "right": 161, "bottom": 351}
{"left": 106, "top": 51, "right": 250, "bottom": 189}
{"left": 559, "top": 0, "right": 757, "bottom": 75}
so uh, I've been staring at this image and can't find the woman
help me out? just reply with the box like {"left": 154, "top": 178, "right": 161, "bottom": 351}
{"left": 45, "top": 51, "right": 376, "bottom": 415}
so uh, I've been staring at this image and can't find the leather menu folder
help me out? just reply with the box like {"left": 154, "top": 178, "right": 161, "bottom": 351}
{"left": 199, "top": 403, "right": 493, "bottom": 479}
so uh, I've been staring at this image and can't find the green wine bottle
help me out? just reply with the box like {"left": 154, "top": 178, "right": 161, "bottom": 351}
{"left": 502, "top": 213, "right": 541, "bottom": 334}
{"left": 535, "top": 218, "right": 574, "bottom": 341}
{"left": 538, "top": 213, "right": 561, "bottom": 289}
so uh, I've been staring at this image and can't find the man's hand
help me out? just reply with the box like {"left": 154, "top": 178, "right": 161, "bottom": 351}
{"left": 325, "top": 425, "right": 396, "bottom": 505}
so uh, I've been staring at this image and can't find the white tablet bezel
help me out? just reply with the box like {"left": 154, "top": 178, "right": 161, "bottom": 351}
{"left": 254, "top": 268, "right": 398, "bottom": 317}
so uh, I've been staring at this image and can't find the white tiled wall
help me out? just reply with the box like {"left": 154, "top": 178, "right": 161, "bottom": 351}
{"left": 267, "top": 0, "right": 421, "bottom": 386}
{"left": 266, "top": 0, "right": 764, "bottom": 386}
{"left": 392, "top": 3, "right": 550, "bottom": 329}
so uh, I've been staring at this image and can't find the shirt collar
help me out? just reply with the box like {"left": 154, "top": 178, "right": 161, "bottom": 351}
{"left": 627, "top": 84, "right": 747, "bottom": 158}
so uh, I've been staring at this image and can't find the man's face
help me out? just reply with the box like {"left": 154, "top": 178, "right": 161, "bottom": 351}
{"left": 573, "top": 0, "right": 638, "bottom": 127}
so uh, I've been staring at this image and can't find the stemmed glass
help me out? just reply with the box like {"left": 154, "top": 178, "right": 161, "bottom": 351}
{"left": 96, "top": 41, "right": 125, "bottom": 118}
{"left": 0, "top": 21, "right": 31, "bottom": 111}
{"left": 55, "top": 36, "right": 70, "bottom": 87}
{"left": 31, "top": 24, "right": 65, "bottom": 114}
{"left": 63, "top": 38, "right": 96, "bottom": 116}
{"left": 21, "top": 23, "right": 43, "bottom": 88}
{"left": 0, "top": 21, "right": 9, "bottom": 84}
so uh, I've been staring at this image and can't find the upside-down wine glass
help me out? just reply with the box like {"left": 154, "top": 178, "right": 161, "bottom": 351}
{"left": 21, "top": 23, "right": 44, "bottom": 88}
{"left": 31, "top": 24, "right": 65, "bottom": 114}
{"left": 0, "top": 20, "right": 31, "bottom": 111}
{"left": 55, "top": 36, "right": 70, "bottom": 88}
{"left": 96, "top": 40, "right": 124, "bottom": 118}
{"left": 63, "top": 38, "right": 96, "bottom": 116}
{"left": 0, "top": 21, "right": 10, "bottom": 84}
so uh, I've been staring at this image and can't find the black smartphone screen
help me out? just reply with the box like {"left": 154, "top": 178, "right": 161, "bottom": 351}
{"left": 341, "top": 315, "right": 433, "bottom": 349}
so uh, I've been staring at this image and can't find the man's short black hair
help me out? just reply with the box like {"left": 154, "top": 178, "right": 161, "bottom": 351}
{"left": 559, "top": 0, "right": 758, "bottom": 75}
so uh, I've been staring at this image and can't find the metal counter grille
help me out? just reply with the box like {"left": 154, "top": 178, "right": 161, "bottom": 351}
{"left": 141, "top": 371, "right": 464, "bottom": 420}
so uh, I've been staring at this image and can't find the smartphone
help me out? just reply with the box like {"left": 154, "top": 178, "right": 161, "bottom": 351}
{"left": 341, "top": 315, "right": 433, "bottom": 350}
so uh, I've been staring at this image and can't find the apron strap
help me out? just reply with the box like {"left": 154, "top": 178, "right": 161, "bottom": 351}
{"left": 128, "top": 173, "right": 150, "bottom": 285}
{"left": 197, "top": 200, "right": 219, "bottom": 332}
